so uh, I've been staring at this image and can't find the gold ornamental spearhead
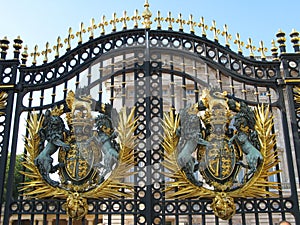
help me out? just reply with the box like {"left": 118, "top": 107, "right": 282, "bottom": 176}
{"left": 142, "top": 0, "right": 152, "bottom": 29}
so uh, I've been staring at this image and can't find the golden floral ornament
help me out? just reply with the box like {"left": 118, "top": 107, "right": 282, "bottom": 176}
{"left": 20, "top": 91, "right": 137, "bottom": 220}
{"left": 162, "top": 88, "right": 281, "bottom": 220}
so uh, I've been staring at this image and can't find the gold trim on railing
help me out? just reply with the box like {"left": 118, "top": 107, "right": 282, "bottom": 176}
{"left": 210, "top": 20, "right": 220, "bottom": 42}
{"left": 41, "top": 42, "right": 51, "bottom": 63}
{"left": 76, "top": 22, "right": 86, "bottom": 44}
{"left": 221, "top": 24, "right": 232, "bottom": 48}
{"left": 30, "top": 45, "right": 40, "bottom": 65}
{"left": 258, "top": 40, "right": 267, "bottom": 60}
{"left": 187, "top": 14, "right": 196, "bottom": 34}
{"left": 154, "top": 11, "right": 164, "bottom": 29}
{"left": 198, "top": 17, "right": 208, "bottom": 37}
{"left": 234, "top": 33, "right": 244, "bottom": 54}
{"left": 88, "top": 18, "right": 97, "bottom": 39}
{"left": 176, "top": 13, "right": 185, "bottom": 31}
{"left": 64, "top": 27, "right": 75, "bottom": 51}
{"left": 246, "top": 38, "right": 256, "bottom": 58}
{"left": 98, "top": 15, "right": 108, "bottom": 35}
{"left": 142, "top": 0, "right": 152, "bottom": 29}
{"left": 53, "top": 36, "right": 63, "bottom": 58}
{"left": 132, "top": 9, "right": 141, "bottom": 28}
{"left": 10, "top": 0, "right": 297, "bottom": 65}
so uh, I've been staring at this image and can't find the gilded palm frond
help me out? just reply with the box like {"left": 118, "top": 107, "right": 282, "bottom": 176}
{"left": 0, "top": 91, "right": 8, "bottom": 115}
{"left": 294, "top": 86, "right": 300, "bottom": 113}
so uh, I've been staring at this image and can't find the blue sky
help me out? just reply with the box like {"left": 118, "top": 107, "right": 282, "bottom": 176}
{"left": 0, "top": 0, "right": 299, "bottom": 61}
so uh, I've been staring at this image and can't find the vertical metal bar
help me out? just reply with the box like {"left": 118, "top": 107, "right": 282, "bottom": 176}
{"left": 0, "top": 62, "right": 18, "bottom": 220}
{"left": 110, "top": 76, "right": 114, "bottom": 106}
{"left": 182, "top": 77, "right": 186, "bottom": 108}
{"left": 122, "top": 55, "right": 126, "bottom": 105}
{"left": 51, "top": 86, "right": 56, "bottom": 104}
{"left": 98, "top": 61, "right": 103, "bottom": 102}
{"left": 3, "top": 93, "right": 22, "bottom": 224}
{"left": 170, "top": 55, "right": 175, "bottom": 110}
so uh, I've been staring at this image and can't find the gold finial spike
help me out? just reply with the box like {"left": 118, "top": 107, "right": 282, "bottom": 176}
{"left": 98, "top": 15, "right": 108, "bottom": 35}
{"left": 210, "top": 20, "right": 220, "bottom": 42}
{"left": 41, "top": 42, "right": 52, "bottom": 63}
{"left": 142, "top": 0, "right": 152, "bottom": 29}
{"left": 154, "top": 11, "right": 164, "bottom": 29}
{"left": 21, "top": 45, "right": 28, "bottom": 66}
{"left": 53, "top": 36, "right": 63, "bottom": 58}
{"left": 13, "top": 36, "right": 22, "bottom": 51}
{"left": 30, "top": 45, "right": 40, "bottom": 65}
{"left": 276, "top": 29, "right": 286, "bottom": 53}
{"left": 13, "top": 36, "right": 23, "bottom": 59}
{"left": 221, "top": 24, "right": 232, "bottom": 48}
{"left": 110, "top": 12, "right": 119, "bottom": 32}
{"left": 271, "top": 39, "right": 279, "bottom": 61}
{"left": 176, "top": 13, "right": 185, "bottom": 32}
{"left": 120, "top": 11, "right": 130, "bottom": 30}
{"left": 132, "top": 9, "right": 141, "bottom": 28}
{"left": 234, "top": 33, "right": 244, "bottom": 54}
{"left": 257, "top": 40, "right": 268, "bottom": 60}
{"left": 165, "top": 12, "right": 174, "bottom": 30}
{"left": 88, "top": 18, "right": 97, "bottom": 39}
{"left": 64, "top": 27, "right": 74, "bottom": 51}
{"left": 246, "top": 38, "right": 256, "bottom": 58}
{"left": 290, "top": 28, "right": 300, "bottom": 53}
{"left": 0, "top": 36, "right": 10, "bottom": 59}
{"left": 187, "top": 14, "right": 196, "bottom": 34}
{"left": 198, "top": 17, "right": 208, "bottom": 37}
{"left": 76, "top": 22, "right": 86, "bottom": 44}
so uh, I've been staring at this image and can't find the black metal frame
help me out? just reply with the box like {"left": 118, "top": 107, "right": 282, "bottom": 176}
{"left": 0, "top": 28, "right": 300, "bottom": 225}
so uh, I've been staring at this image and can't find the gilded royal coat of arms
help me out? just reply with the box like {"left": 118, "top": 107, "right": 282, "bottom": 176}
{"left": 162, "top": 88, "right": 281, "bottom": 220}
{"left": 20, "top": 90, "right": 137, "bottom": 220}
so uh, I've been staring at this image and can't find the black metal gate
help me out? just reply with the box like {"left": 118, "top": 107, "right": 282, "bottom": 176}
{"left": 1, "top": 3, "right": 300, "bottom": 225}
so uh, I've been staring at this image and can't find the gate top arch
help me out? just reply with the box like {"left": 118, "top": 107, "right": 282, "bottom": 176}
{"left": 0, "top": 0, "right": 299, "bottom": 70}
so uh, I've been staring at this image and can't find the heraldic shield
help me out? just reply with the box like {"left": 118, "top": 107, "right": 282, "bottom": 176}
{"left": 162, "top": 88, "right": 281, "bottom": 220}
{"left": 20, "top": 90, "right": 137, "bottom": 220}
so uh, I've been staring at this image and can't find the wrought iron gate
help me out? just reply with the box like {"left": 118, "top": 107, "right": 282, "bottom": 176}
{"left": 1, "top": 2, "right": 300, "bottom": 225}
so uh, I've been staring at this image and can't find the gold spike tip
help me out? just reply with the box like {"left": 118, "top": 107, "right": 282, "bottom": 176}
{"left": 144, "top": 0, "right": 149, "bottom": 8}
{"left": 13, "top": 36, "right": 23, "bottom": 44}
{"left": 276, "top": 29, "right": 285, "bottom": 37}
{"left": 13, "top": 36, "right": 23, "bottom": 51}
{"left": 0, "top": 37, "right": 10, "bottom": 50}
{"left": 290, "top": 28, "right": 299, "bottom": 37}
{"left": 271, "top": 39, "right": 278, "bottom": 51}
{"left": 142, "top": 0, "right": 152, "bottom": 29}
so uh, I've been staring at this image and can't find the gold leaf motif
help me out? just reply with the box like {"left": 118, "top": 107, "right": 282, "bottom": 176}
{"left": 294, "top": 86, "right": 300, "bottom": 113}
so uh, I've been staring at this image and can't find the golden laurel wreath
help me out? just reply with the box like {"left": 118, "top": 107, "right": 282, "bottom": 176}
{"left": 161, "top": 104, "right": 281, "bottom": 220}
{"left": 20, "top": 106, "right": 137, "bottom": 219}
